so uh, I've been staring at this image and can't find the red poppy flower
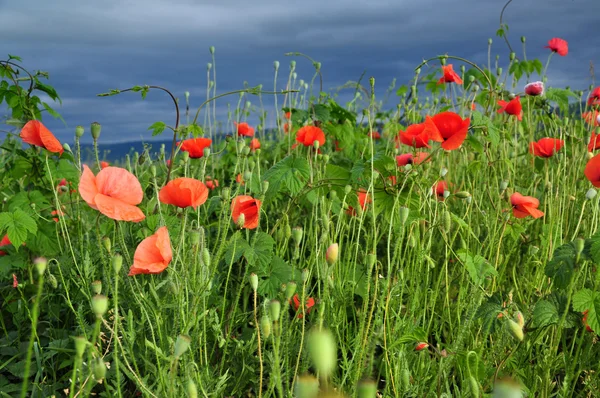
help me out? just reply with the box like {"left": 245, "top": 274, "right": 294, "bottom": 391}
{"left": 296, "top": 126, "right": 326, "bottom": 147}
{"left": 471, "top": 103, "right": 477, "bottom": 111}
{"left": 166, "top": 159, "right": 172, "bottom": 167}
{"left": 101, "top": 161, "right": 110, "bottom": 169}
{"left": 396, "top": 152, "right": 429, "bottom": 166}
{"left": 583, "top": 310, "right": 593, "bottom": 333}
{"left": 545, "top": 38, "right": 568, "bottom": 56}
{"left": 346, "top": 189, "right": 371, "bottom": 216}
{"left": 388, "top": 175, "right": 397, "bottom": 185}
{"left": 290, "top": 294, "right": 315, "bottom": 319}
{"left": 437, "top": 64, "right": 463, "bottom": 85}
{"left": 510, "top": 192, "right": 544, "bottom": 219}
{"left": 235, "top": 122, "right": 255, "bottom": 137}
{"left": 529, "top": 138, "right": 564, "bottom": 158}
{"left": 369, "top": 131, "right": 381, "bottom": 140}
{"left": 0, "top": 234, "right": 12, "bottom": 256}
{"left": 585, "top": 153, "right": 600, "bottom": 188}
{"left": 588, "top": 87, "right": 600, "bottom": 107}
{"left": 415, "top": 342, "right": 429, "bottom": 351}
{"left": 497, "top": 97, "right": 523, "bottom": 121}
{"left": 284, "top": 123, "right": 290, "bottom": 133}
{"left": 397, "top": 117, "right": 443, "bottom": 149}
{"left": 236, "top": 173, "right": 245, "bottom": 185}
{"left": 159, "top": 177, "right": 209, "bottom": 210}
{"left": 433, "top": 181, "right": 449, "bottom": 201}
{"left": 128, "top": 226, "right": 172, "bottom": 276}
{"left": 583, "top": 111, "right": 600, "bottom": 127}
{"left": 51, "top": 209, "right": 65, "bottom": 223}
{"left": 79, "top": 165, "right": 145, "bottom": 222}
{"left": 249, "top": 138, "right": 261, "bottom": 151}
{"left": 231, "top": 195, "right": 261, "bottom": 229}
{"left": 20, "top": 120, "right": 64, "bottom": 155}
{"left": 430, "top": 111, "right": 470, "bottom": 150}
{"left": 284, "top": 111, "right": 291, "bottom": 119}
{"left": 588, "top": 132, "right": 600, "bottom": 152}
{"left": 205, "top": 177, "right": 219, "bottom": 190}
{"left": 179, "top": 137, "right": 212, "bottom": 158}
{"left": 524, "top": 81, "right": 544, "bottom": 96}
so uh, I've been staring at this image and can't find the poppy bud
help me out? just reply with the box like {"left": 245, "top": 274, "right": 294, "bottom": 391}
{"left": 260, "top": 315, "right": 272, "bottom": 338}
{"left": 47, "top": 273, "right": 58, "bottom": 289}
{"left": 401, "top": 368, "right": 410, "bottom": 389}
{"left": 586, "top": 188, "right": 597, "bottom": 200}
{"left": 367, "top": 253, "right": 377, "bottom": 268}
{"left": 314, "top": 62, "right": 321, "bottom": 70}
{"left": 497, "top": 67, "right": 503, "bottom": 76}
{"left": 520, "top": 36, "right": 526, "bottom": 43}
{"left": 221, "top": 187, "right": 230, "bottom": 202}
{"left": 274, "top": 60, "right": 280, "bottom": 70}
{"left": 91, "top": 294, "right": 109, "bottom": 318}
{"left": 34, "top": 257, "right": 47, "bottom": 276}
{"left": 92, "top": 358, "right": 107, "bottom": 382}
{"left": 90, "top": 122, "right": 101, "bottom": 140}
{"left": 99, "top": 237, "right": 111, "bottom": 255}
{"left": 242, "top": 146, "right": 251, "bottom": 156}
{"left": 587, "top": 152, "right": 594, "bottom": 160}
{"left": 262, "top": 181, "right": 270, "bottom": 194}
{"left": 308, "top": 327, "right": 337, "bottom": 378}
{"left": 91, "top": 280, "right": 102, "bottom": 295}
{"left": 524, "top": 81, "right": 544, "bottom": 96}
{"left": 63, "top": 143, "right": 72, "bottom": 153}
{"left": 440, "top": 167, "right": 448, "bottom": 177}
{"left": 574, "top": 238, "right": 585, "bottom": 257}
{"left": 243, "top": 170, "right": 252, "bottom": 181}
{"left": 236, "top": 213, "right": 246, "bottom": 229}
{"left": 74, "top": 336, "right": 87, "bottom": 358}
{"left": 75, "top": 125, "right": 84, "bottom": 138}
{"left": 285, "top": 282, "right": 297, "bottom": 300}
{"left": 182, "top": 151, "right": 190, "bottom": 162}
{"left": 515, "top": 311, "right": 525, "bottom": 328}
{"left": 292, "top": 227, "right": 303, "bottom": 245}
{"left": 415, "top": 342, "right": 429, "bottom": 351}
{"left": 488, "top": 38, "right": 493, "bottom": 45}
{"left": 442, "top": 210, "right": 452, "bottom": 233}
{"left": 186, "top": 379, "right": 198, "bottom": 398}
{"left": 174, "top": 335, "right": 192, "bottom": 358}
{"left": 509, "top": 52, "right": 516, "bottom": 61}
{"left": 112, "top": 253, "right": 123, "bottom": 273}
{"left": 248, "top": 159, "right": 256, "bottom": 171}
{"left": 507, "top": 319, "right": 524, "bottom": 341}
{"left": 357, "top": 379, "right": 378, "bottom": 398}
{"left": 290, "top": 60, "right": 296, "bottom": 69}
{"left": 202, "top": 248, "right": 211, "bottom": 268}
{"left": 249, "top": 273, "right": 258, "bottom": 291}
{"left": 455, "top": 191, "right": 471, "bottom": 199}
{"left": 326, "top": 243, "right": 339, "bottom": 265}
{"left": 443, "top": 190, "right": 451, "bottom": 199}
{"left": 468, "top": 376, "right": 480, "bottom": 398}
{"left": 269, "top": 300, "right": 281, "bottom": 322}
{"left": 60, "top": 185, "right": 69, "bottom": 193}
{"left": 294, "top": 374, "right": 319, "bottom": 398}
{"left": 500, "top": 181, "right": 509, "bottom": 191}
{"left": 207, "top": 62, "right": 213, "bottom": 71}
{"left": 313, "top": 140, "right": 320, "bottom": 150}
{"left": 344, "top": 185, "right": 352, "bottom": 195}
{"left": 285, "top": 224, "right": 292, "bottom": 239}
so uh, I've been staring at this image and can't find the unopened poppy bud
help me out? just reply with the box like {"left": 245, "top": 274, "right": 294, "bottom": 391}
{"left": 488, "top": 38, "right": 492, "bottom": 45}
{"left": 236, "top": 213, "right": 246, "bottom": 229}
{"left": 574, "top": 238, "right": 585, "bottom": 256}
{"left": 308, "top": 327, "right": 337, "bottom": 378}
{"left": 314, "top": 62, "right": 321, "bottom": 70}
{"left": 60, "top": 185, "right": 69, "bottom": 193}
{"left": 440, "top": 167, "right": 448, "bottom": 177}
{"left": 90, "top": 122, "right": 101, "bottom": 140}
{"left": 260, "top": 316, "right": 272, "bottom": 339}
{"left": 515, "top": 311, "right": 525, "bottom": 328}
{"left": 442, "top": 210, "right": 452, "bottom": 232}
{"left": 63, "top": 143, "right": 72, "bottom": 153}
{"left": 202, "top": 248, "right": 211, "bottom": 268}
{"left": 74, "top": 336, "right": 87, "bottom": 358}
{"left": 290, "top": 60, "right": 296, "bottom": 69}
{"left": 292, "top": 226, "right": 303, "bottom": 244}
{"left": 399, "top": 206, "right": 410, "bottom": 225}
{"left": 455, "top": 191, "right": 471, "bottom": 199}
{"left": 294, "top": 374, "right": 320, "bottom": 398}
{"left": 47, "top": 273, "right": 58, "bottom": 289}
{"left": 326, "top": 243, "right": 339, "bottom": 265}
{"left": 112, "top": 253, "right": 123, "bottom": 273}
{"left": 586, "top": 188, "right": 597, "bottom": 200}
{"left": 91, "top": 280, "right": 102, "bottom": 295}
{"left": 249, "top": 273, "right": 258, "bottom": 291}
{"left": 415, "top": 342, "right": 429, "bottom": 351}
{"left": 34, "top": 257, "right": 47, "bottom": 276}
{"left": 587, "top": 151, "right": 594, "bottom": 160}
{"left": 509, "top": 52, "right": 516, "bottom": 61}
{"left": 497, "top": 67, "right": 503, "bottom": 76}
{"left": 182, "top": 151, "right": 190, "bottom": 162}
{"left": 174, "top": 335, "right": 192, "bottom": 358}
{"left": 507, "top": 319, "right": 524, "bottom": 341}
{"left": 92, "top": 358, "right": 107, "bottom": 381}
{"left": 313, "top": 140, "right": 320, "bottom": 150}
{"left": 471, "top": 84, "right": 480, "bottom": 92}
{"left": 468, "top": 75, "right": 475, "bottom": 83}
{"left": 186, "top": 379, "right": 198, "bottom": 398}
{"left": 344, "top": 185, "right": 352, "bottom": 195}
{"left": 209, "top": 45, "right": 215, "bottom": 54}
{"left": 357, "top": 379, "right": 378, "bottom": 398}
{"left": 99, "top": 237, "right": 111, "bottom": 255}
{"left": 443, "top": 190, "right": 451, "bottom": 199}
{"left": 262, "top": 180, "right": 269, "bottom": 194}
{"left": 269, "top": 300, "right": 281, "bottom": 322}
{"left": 75, "top": 125, "right": 84, "bottom": 138}
{"left": 302, "top": 268, "right": 309, "bottom": 282}
{"left": 242, "top": 146, "right": 251, "bottom": 156}
{"left": 468, "top": 376, "right": 480, "bottom": 398}
{"left": 520, "top": 36, "right": 526, "bottom": 43}
{"left": 189, "top": 231, "right": 201, "bottom": 247}
{"left": 273, "top": 60, "right": 280, "bottom": 70}
{"left": 92, "top": 294, "right": 109, "bottom": 318}
{"left": 285, "top": 281, "right": 297, "bottom": 300}
{"left": 500, "top": 181, "right": 509, "bottom": 191}
{"left": 440, "top": 57, "right": 446, "bottom": 66}
{"left": 243, "top": 170, "right": 252, "bottom": 182}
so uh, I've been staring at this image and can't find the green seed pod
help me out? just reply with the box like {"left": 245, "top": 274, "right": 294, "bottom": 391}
{"left": 269, "top": 300, "right": 281, "bottom": 322}
{"left": 75, "top": 125, "right": 85, "bottom": 138}
{"left": 260, "top": 316, "right": 272, "bottom": 339}
{"left": 91, "top": 280, "right": 102, "bottom": 295}
{"left": 186, "top": 379, "right": 198, "bottom": 398}
{"left": 307, "top": 327, "right": 337, "bottom": 379}
{"left": 91, "top": 295, "right": 109, "bottom": 318}
{"left": 92, "top": 358, "right": 107, "bottom": 382}
{"left": 292, "top": 227, "right": 303, "bottom": 244}
{"left": 174, "top": 335, "right": 192, "bottom": 358}
{"left": 90, "top": 122, "right": 101, "bottom": 140}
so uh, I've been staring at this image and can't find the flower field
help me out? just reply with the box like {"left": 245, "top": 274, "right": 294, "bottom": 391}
{"left": 1, "top": 32, "right": 600, "bottom": 397}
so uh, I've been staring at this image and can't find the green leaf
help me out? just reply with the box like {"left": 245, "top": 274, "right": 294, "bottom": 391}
{"left": 457, "top": 249, "right": 497, "bottom": 286}
{"left": 312, "top": 104, "right": 331, "bottom": 123}
{"left": 148, "top": 121, "right": 166, "bottom": 137}
{"left": 476, "top": 295, "right": 503, "bottom": 333}
{"left": 0, "top": 209, "right": 37, "bottom": 250}
{"left": 587, "top": 231, "right": 600, "bottom": 265}
{"left": 246, "top": 232, "right": 275, "bottom": 268}
{"left": 573, "top": 289, "right": 600, "bottom": 334}
{"left": 263, "top": 155, "right": 311, "bottom": 200}
{"left": 545, "top": 242, "right": 577, "bottom": 289}
{"left": 532, "top": 300, "right": 559, "bottom": 328}
{"left": 255, "top": 256, "right": 301, "bottom": 298}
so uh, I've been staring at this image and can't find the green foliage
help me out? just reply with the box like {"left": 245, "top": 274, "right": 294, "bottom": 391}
{"left": 573, "top": 289, "right": 600, "bottom": 334}
{"left": 263, "top": 154, "right": 311, "bottom": 201}
{"left": 0, "top": 209, "right": 37, "bottom": 250}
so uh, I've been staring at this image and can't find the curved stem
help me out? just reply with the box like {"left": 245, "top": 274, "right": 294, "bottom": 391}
{"left": 499, "top": 0, "right": 515, "bottom": 54}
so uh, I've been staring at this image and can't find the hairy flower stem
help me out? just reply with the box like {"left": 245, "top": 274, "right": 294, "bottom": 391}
{"left": 19, "top": 271, "right": 44, "bottom": 398}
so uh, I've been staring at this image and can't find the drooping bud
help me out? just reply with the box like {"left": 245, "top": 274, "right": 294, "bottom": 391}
{"left": 63, "top": 143, "right": 72, "bottom": 153}
{"left": 90, "top": 122, "right": 102, "bottom": 140}
{"left": 102, "top": 236, "right": 111, "bottom": 253}
{"left": 91, "top": 294, "right": 109, "bottom": 318}
{"left": 507, "top": 319, "right": 524, "bottom": 341}
{"left": 174, "top": 335, "right": 192, "bottom": 358}
{"left": 399, "top": 206, "right": 409, "bottom": 225}
{"left": 468, "top": 376, "right": 480, "bottom": 398}
{"left": 307, "top": 327, "right": 337, "bottom": 379}
{"left": 47, "top": 273, "right": 58, "bottom": 289}
{"left": 515, "top": 311, "right": 525, "bottom": 328}
{"left": 415, "top": 342, "right": 429, "bottom": 351}
{"left": 202, "top": 248, "right": 211, "bottom": 268}
{"left": 455, "top": 191, "right": 471, "bottom": 199}
{"left": 326, "top": 243, "right": 339, "bottom": 265}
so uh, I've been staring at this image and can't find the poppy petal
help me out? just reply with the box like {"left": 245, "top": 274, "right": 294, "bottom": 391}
{"left": 94, "top": 194, "right": 146, "bottom": 222}
{"left": 96, "top": 167, "right": 144, "bottom": 205}
{"left": 79, "top": 165, "right": 99, "bottom": 207}
{"left": 20, "top": 120, "right": 46, "bottom": 147}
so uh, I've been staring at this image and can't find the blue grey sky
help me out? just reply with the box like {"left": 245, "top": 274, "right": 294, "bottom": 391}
{"left": 1, "top": 0, "right": 599, "bottom": 143}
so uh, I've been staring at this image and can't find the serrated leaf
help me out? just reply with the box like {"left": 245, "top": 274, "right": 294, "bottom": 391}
{"left": 532, "top": 300, "right": 559, "bottom": 328}
{"left": 545, "top": 242, "right": 576, "bottom": 289}
{"left": 476, "top": 296, "right": 503, "bottom": 333}
{"left": 0, "top": 209, "right": 37, "bottom": 250}
{"left": 255, "top": 256, "right": 301, "bottom": 298}
{"left": 457, "top": 249, "right": 497, "bottom": 286}
{"left": 148, "top": 121, "right": 166, "bottom": 137}
{"left": 263, "top": 155, "right": 310, "bottom": 200}
{"left": 246, "top": 232, "right": 274, "bottom": 268}
{"left": 312, "top": 104, "right": 330, "bottom": 123}
{"left": 588, "top": 231, "right": 600, "bottom": 265}
{"left": 572, "top": 289, "right": 600, "bottom": 334}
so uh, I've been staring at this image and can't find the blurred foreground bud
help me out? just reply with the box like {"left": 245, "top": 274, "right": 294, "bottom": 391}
{"left": 186, "top": 379, "right": 198, "bottom": 398}
{"left": 34, "top": 257, "right": 47, "bottom": 276}
{"left": 294, "top": 374, "right": 319, "bottom": 398}
{"left": 260, "top": 316, "right": 272, "bottom": 339}
{"left": 357, "top": 379, "right": 378, "bottom": 398}
{"left": 586, "top": 188, "right": 597, "bottom": 200}
{"left": 92, "top": 295, "right": 109, "bottom": 318}
{"left": 308, "top": 327, "right": 337, "bottom": 379}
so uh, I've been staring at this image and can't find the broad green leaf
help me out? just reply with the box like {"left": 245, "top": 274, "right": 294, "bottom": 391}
{"left": 246, "top": 232, "right": 275, "bottom": 269}
{"left": 263, "top": 155, "right": 310, "bottom": 200}
{"left": 255, "top": 255, "right": 301, "bottom": 298}
{"left": 545, "top": 242, "right": 577, "bottom": 289}
{"left": 0, "top": 209, "right": 37, "bottom": 250}
{"left": 532, "top": 300, "right": 559, "bottom": 328}
{"left": 457, "top": 249, "right": 497, "bottom": 286}
{"left": 148, "top": 121, "right": 166, "bottom": 137}
{"left": 573, "top": 289, "right": 600, "bottom": 334}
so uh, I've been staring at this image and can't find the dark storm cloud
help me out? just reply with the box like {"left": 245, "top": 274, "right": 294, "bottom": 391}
{"left": 1, "top": 0, "right": 599, "bottom": 143}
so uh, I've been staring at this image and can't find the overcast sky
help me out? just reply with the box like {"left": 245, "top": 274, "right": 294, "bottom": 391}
{"left": 1, "top": 0, "right": 599, "bottom": 143}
